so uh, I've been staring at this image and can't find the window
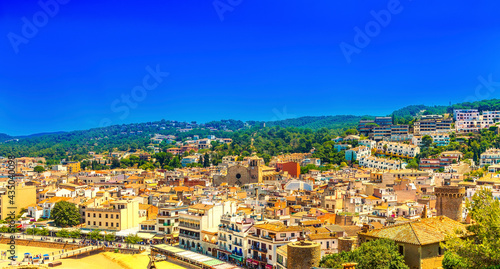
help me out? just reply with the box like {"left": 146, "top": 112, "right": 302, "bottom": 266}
{"left": 269, "top": 245, "right": 272, "bottom": 250}
{"left": 93, "top": 213, "right": 96, "bottom": 217}
{"left": 88, "top": 221, "right": 90, "bottom": 225}
{"left": 116, "top": 223, "right": 119, "bottom": 227}
{"left": 398, "top": 245, "right": 404, "bottom": 255}
{"left": 269, "top": 255, "right": 272, "bottom": 260}
{"left": 111, "top": 214, "right": 113, "bottom": 219}
{"left": 99, "top": 214, "right": 101, "bottom": 218}
{"left": 93, "top": 221, "right": 96, "bottom": 225}
{"left": 116, "top": 214, "right": 119, "bottom": 219}
{"left": 87, "top": 213, "right": 90, "bottom": 217}
{"left": 111, "top": 223, "right": 114, "bottom": 227}
{"left": 106, "top": 214, "right": 108, "bottom": 218}
{"left": 280, "top": 233, "right": 286, "bottom": 238}
{"left": 106, "top": 222, "right": 108, "bottom": 226}
{"left": 99, "top": 222, "right": 102, "bottom": 226}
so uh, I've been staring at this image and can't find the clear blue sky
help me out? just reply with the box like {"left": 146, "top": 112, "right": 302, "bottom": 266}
{"left": 1, "top": 0, "right": 500, "bottom": 135}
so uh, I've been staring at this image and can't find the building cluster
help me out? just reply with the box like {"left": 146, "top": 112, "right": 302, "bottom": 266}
{"left": 0, "top": 150, "right": 486, "bottom": 269}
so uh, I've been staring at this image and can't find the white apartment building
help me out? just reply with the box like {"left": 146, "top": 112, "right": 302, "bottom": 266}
{"left": 178, "top": 201, "right": 237, "bottom": 256}
{"left": 358, "top": 156, "right": 401, "bottom": 170}
{"left": 412, "top": 133, "right": 450, "bottom": 147}
{"left": 247, "top": 222, "right": 303, "bottom": 268}
{"left": 376, "top": 141, "right": 420, "bottom": 158}
{"left": 345, "top": 146, "right": 371, "bottom": 162}
{"left": 217, "top": 214, "right": 254, "bottom": 264}
{"left": 455, "top": 109, "right": 500, "bottom": 133}
{"left": 359, "top": 139, "right": 376, "bottom": 149}
{"left": 480, "top": 148, "right": 500, "bottom": 167}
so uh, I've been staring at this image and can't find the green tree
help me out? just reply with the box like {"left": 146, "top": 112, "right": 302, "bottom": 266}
{"left": 69, "top": 229, "right": 82, "bottom": 239}
{"left": 203, "top": 153, "right": 210, "bottom": 167}
{"left": 34, "top": 166, "right": 45, "bottom": 173}
{"left": 406, "top": 158, "right": 419, "bottom": 170}
{"left": 104, "top": 233, "right": 116, "bottom": 242}
{"left": 124, "top": 234, "right": 142, "bottom": 245}
{"left": 56, "top": 229, "right": 70, "bottom": 238}
{"left": 422, "top": 135, "right": 433, "bottom": 149}
{"left": 441, "top": 187, "right": 500, "bottom": 268}
{"left": 51, "top": 201, "right": 81, "bottom": 227}
{"left": 89, "top": 229, "right": 103, "bottom": 240}
{"left": 319, "top": 239, "right": 408, "bottom": 269}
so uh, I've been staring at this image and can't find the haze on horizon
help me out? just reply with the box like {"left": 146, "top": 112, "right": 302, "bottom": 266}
{"left": 1, "top": 0, "right": 500, "bottom": 136}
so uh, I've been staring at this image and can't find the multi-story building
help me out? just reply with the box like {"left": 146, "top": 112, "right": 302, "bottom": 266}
{"left": 480, "top": 148, "right": 500, "bottom": 167}
{"left": 181, "top": 155, "right": 200, "bottom": 167}
{"left": 84, "top": 199, "right": 140, "bottom": 231}
{"left": 156, "top": 200, "right": 188, "bottom": 243}
{"left": 247, "top": 222, "right": 303, "bottom": 268}
{"left": 413, "top": 115, "right": 452, "bottom": 134}
{"left": 376, "top": 142, "right": 420, "bottom": 158}
{"left": 455, "top": 109, "right": 500, "bottom": 133}
{"left": 358, "top": 156, "right": 401, "bottom": 170}
{"left": 412, "top": 133, "right": 450, "bottom": 147}
{"left": 345, "top": 146, "right": 371, "bottom": 162}
{"left": 359, "top": 139, "right": 376, "bottom": 149}
{"left": 65, "top": 162, "right": 81, "bottom": 173}
{"left": 217, "top": 214, "right": 254, "bottom": 264}
{"left": 178, "top": 202, "right": 237, "bottom": 255}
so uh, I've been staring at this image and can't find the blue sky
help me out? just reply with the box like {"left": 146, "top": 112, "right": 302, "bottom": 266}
{"left": 1, "top": 0, "right": 500, "bottom": 135}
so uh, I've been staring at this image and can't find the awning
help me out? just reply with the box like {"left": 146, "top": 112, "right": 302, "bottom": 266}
{"left": 137, "top": 232, "right": 155, "bottom": 239}
{"left": 229, "top": 254, "right": 243, "bottom": 262}
{"left": 153, "top": 235, "right": 164, "bottom": 240}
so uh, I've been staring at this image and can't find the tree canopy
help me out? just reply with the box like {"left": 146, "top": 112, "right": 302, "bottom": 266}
{"left": 319, "top": 238, "right": 409, "bottom": 269}
{"left": 51, "top": 201, "right": 81, "bottom": 227}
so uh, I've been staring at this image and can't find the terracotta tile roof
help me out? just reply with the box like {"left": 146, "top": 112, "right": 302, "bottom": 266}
{"left": 359, "top": 216, "right": 470, "bottom": 245}
{"left": 253, "top": 222, "right": 303, "bottom": 232}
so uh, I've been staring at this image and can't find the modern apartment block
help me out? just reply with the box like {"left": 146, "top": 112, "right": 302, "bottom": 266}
{"left": 480, "top": 148, "right": 500, "bottom": 167}
{"left": 413, "top": 115, "right": 453, "bottom": 134}
{"left": 358, "top": 117, "right": 392, "bottom": 135}
{"left": 376, "top": 141, "right": 420, "bottom": 158}
{"left": 358, "top": 156, "right": 401, "bottom": 170}
{"left": 358, "top": 117, "right": 409, "bottom": 141}
{"left": 455, "top": 109, "right": 500, "bottom": 133}
{"left": 412, "top": 133, "right": 450, "bottom": 147}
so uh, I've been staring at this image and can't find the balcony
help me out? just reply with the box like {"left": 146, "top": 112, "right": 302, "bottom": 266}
{"left": 180, "top": 233, "right": 199, "bottom": 240}
{"left": 163, "top": 222, "right": 174, "bottom": 226}
{"left": 233, "top": 241, "right": 243, "bottom": 247}
{"left": 179, "top": 223, "right": 200, "bottom": 230}
{"left": 252, "top": 255, "right": 267, "bottom": 263}
{"left": 251, "top": 245, "right": 267, "bottom": 253}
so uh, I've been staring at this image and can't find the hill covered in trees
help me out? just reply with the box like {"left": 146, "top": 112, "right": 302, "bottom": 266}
{"left": 0, "top": 134, "right": 12, "bottom": 143}
{"left": 266, "top": 115, "right": 365, "bottom": 131}
{"left": 4, "top": 99, "right": 500, "bottom": 165}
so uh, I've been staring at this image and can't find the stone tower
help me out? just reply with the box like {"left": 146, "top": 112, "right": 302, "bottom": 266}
{"left": 435, "top": 186, "right": 465, "bottom": 221}
{"left": 248, "top": 157, "right": 263, "bottom": 183}
{"left": 286, "top": 240, "right": 321, "bottom": 269}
